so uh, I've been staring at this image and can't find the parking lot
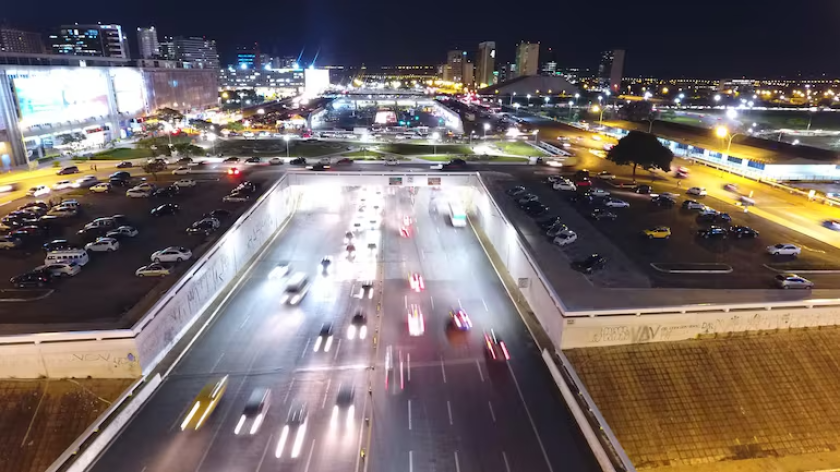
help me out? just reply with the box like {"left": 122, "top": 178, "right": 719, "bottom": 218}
{"left": 491, "top": 167, "right": 840, "bottom": 290}
{"left": 0, "top": 167, "right": 278, "bottom": 331}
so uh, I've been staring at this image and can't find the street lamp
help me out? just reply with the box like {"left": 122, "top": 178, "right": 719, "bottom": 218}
{"left": 430, "top": 132, "right": 441, "bottom": 155}
{"left": 714, "top": 94, "right": 722, "bottom": 103}
{"left": 469, "top": 130, "right": 476, "bottom": 145}
{"left": 283, "top": 134, "right": 291, "bottom": 158}
{"left": 526, "top": 94, "right": 531, "bottom": 107}
{"left": 483, "top": 122, "right": 490, "bottom": 138}
{"left": 510, "top": 91, "right": 517, "bottom": 106}
{"left": 592, "top": 105, "right": 604, "bottom": 125}
{"left": 543, "top": 96, "right": 550, "bottom": 109}
{"left": 513, "top": 102, "right": 521, "bottom": 116}
{"left": 715, "top": 126, "right": 742, "bottom": 155}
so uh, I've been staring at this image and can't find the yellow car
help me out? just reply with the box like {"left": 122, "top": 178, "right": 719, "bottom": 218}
{"left": 181, "top": 376, "right": 229, "bottom": 430}
{"left": 643, "top": 226, "right": 671, "bottom": 240}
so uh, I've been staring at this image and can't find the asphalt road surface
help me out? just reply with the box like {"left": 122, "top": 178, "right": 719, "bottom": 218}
{"left": 87, "top": 185, "right": 598, "bottom": 472}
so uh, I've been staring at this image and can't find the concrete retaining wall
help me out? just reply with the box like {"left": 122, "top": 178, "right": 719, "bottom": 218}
{"left": 0, "top": 175, "right": 296, "bottom": 378}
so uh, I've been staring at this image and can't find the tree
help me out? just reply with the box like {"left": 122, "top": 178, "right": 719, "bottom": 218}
{"left": 617, "top": 100, "right": 656, "bottom": 122}
{"left": 225, "top": 121, "right": 244, "bottom": 132}
{"left": 156, "top": 107, "right": 184, "bottom": 122}
{"left": 606, "top": 130, "right": 674, "bottom": 181}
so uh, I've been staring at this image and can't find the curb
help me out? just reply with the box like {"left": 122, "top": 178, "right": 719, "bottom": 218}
{"left": 650, "top": 263, "right": 733, "bottom": 274}
{"left": 762, "top": 264, "right": 840, "bottom": 274}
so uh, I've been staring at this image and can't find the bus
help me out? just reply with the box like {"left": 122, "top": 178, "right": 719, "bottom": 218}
{"left": 449, "top": 203, "right": 467, "bottom": 227}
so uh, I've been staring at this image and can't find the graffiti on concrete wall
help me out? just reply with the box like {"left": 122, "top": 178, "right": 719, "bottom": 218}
{"left": 563, "top": 306, "right": 840, "bottom": 348}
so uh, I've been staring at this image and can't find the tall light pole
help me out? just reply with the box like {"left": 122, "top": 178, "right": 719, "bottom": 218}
{"left": 283, "top": 134, "right": 291, "bottom": 158}
{"left": 483, "top": 122, "right": 490, "bottom": 138}
{"left": 526, "top": 94, "right": 531, "bottom": 107}
{"left": 592, "top": 105, "right": 604, "bottom": 125}
{"left": 513, "top": 102, "right": 521, "bottom": 116}
{"left": 510, "top": 91, "right": 517, "bottom": 106}
{"left": 715, "top": 126, "right": 742, "bottom": 155}
{"left": 431, "top": 132, "right": 440, "bottom": 155}
{"left": 207, "top": 133, "right": 217, "bottom": 155}
{"left": 543, "top": 96, "right": 550, "bottom": 109}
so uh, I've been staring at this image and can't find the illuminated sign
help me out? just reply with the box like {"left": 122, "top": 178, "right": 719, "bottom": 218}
{"left": 427, "top": 177, "right": 441, "bottom": 186}
{"left": 388, "top": 177, "right": 403, "bottom": 186}
{"left": 12, "top": 69, "right": 110, "bottom": 128}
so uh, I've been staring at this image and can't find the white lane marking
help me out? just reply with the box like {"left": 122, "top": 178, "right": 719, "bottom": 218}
{"left": 482, "top": 297, "right": 489, "bottom": 312}
{"left": 210, "top": 352, "right": 225, "bottom": 373}
{"left": 430, "top": 296, "right": 435, "bottom": 309}
{"left": 300, "top": 338, "right": 311, "bottom": 359}
{"left": 502, "top": 451, "right": 511, "bottom": 472}
{"left": 407, "top": 353, "right": 411, "bottom": 382}
{"left": 254, "top": 433, "right": 274, "bottom": 472}
{"left": 447, "top": 400, "right": 453, "bottom": 425}
{"left": 302, "top": 439, "right": 316, "bottom": 472}
{"left": 404, "top": 295, "right": 408, "bottom": 309}
{"left": 457, "top": 298, "right": 463, "bottom": 309}
{"left": 488, "top": 401, "right": 496, "bottom": 423}
{"left": 238, "top": 313, "right": 252, "bottom": 330}
{"left": 454, "top": 451, "right": 461, "bottom": 472}
{"left": 283, "top": 377, "right": 296, "bottom": 403}
{"left": 508, "top": 363, "right": 555, "bottom": 472}
{"left": 333, "top": 339, "right": 342, "bottom": 361}
{"left": 440, "top": 357, "right": 447, "bottom": 383}
{"left": 476, "top": 360, "right": 484, "bottom": 382}
{"left": 408, "top": 399, "right": 412, "bottom": 430}
{"left": 409, "top": 450, "right": 414, "bottom": 472}
{"left": 20, "top": 382, "right": 47, "bottom": 447}
{"left": 322, "top": 378, "right": 331, "bottom": 409}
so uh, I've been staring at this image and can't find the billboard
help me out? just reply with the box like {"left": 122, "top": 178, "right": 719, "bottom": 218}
{"left": 111, "top": 68, "right": 145, "bottom": 114}
{"left": 11, "top": 69, "right": 110, "bottom": 128}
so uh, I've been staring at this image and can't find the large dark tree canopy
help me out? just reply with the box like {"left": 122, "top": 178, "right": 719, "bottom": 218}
{"left": 606, "top": 130, "right": 674, "bottom": 180}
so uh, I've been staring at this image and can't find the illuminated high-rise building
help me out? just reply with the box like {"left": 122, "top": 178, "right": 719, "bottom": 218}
{"left": 515, "top": 41, "right": 539, "bottom": 77}
{"left": 476, "top": 41, "right": 496, "bottom": 87}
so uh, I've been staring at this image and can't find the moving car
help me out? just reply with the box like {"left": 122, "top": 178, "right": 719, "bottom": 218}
{"left": 84, "top": 237, "right": 120, "bottom": 252}
{"left": 277, "top": 403, "right": 308, "bottom": 459}
{"left": 483, "top": 330, "right": 510, "bottom": 361}
{"left": 767, "top": 243, "right": 801, "bottom": 256}
{"left": 269, "top": 157, "right": 284, "bottom": 166}
{"left": 553, "top": 229, "right": 578, "bottom": 246}
{"left": 385, "top": 158, "right": 398, "bottom": 166}
{"left": 553, "top": 180, "right": 576, "bottom": 191}
{"left": 573, "top": 254, "right": 607, "bottom": 273}
{"left": 686, "top": 187, "right": 707, "bottom": 196}
{"left": 775, "top": 273, "right": 814, "bottom": 289}
{"left": 106, "top": 226, "right": 139, "bottom": 239}
{"left": 175, "top": 179, "right": 197, "bottom": 188}
{"left": 135, "top": 263, "right": 171, "bottom": 277}
{"left": 724, "top": 183, "right": 739, "bottom": 192}
{"left": 603, "top": 197, "right": 629, "bottom": 208}
{"left": 643, "top": 227, "right": 672, "bottom": 239}
{"left": 281, "top": 272, "right": 310, "bottom": 304}
{"left": 150, "top": 203, "right": 180, "bottom": 216}
{"left": 597, "top": 171, "right": 615, "bottom": 180}
{"left": 234, "top": 388, "right": 271, "bottom": 435}
{"left": 331, "top": 386, "right": 356, "bottom": 429}
{"left": 408, "top": 304, "right": 425, "bottom": 336}
{"left": 57, "top": 166, "right": 80, "bottom": 175}
{"left": 635, "top": 185, "right": 652, "bottom": 194}
{"left": 172, "top": 167, "right": 192, "bottom": 175}
{"left": 450, "top": 309, "right": 472, "bottom": 331}
{"left": 26, "top": 185, "right": 51, "bottom": 197}
{"left": 52, "top": 180, "right": 74, "bottom": 190}
{"left": 409, "top": 273, "right": 425, "bottom": 292}
{"left": 730, "top": 226, "right": 759, "bottom": 238}
{"left": 697, "top": 226, "right": 728, "bottom": 239}
{"left": 269, "top": 261, "right": 291, "bottom": 279}
{"left": 348, "top": 311, "right": 368, "bottom": 339}
{"left": 10, "top": 269, "right": 53, "bottom": 288}
{"left": 313, "top": 324, "right": 334, "bottom": 352}
{"left": 682, "top": 200, "right": 705, "bottom": 210}
{"left": 35, "top": 262, "right": 81, "bottom": 277}
{"left": 355, "top": 280, "right": 374, "bottom": 300}
{"left": 151, "top": 246, "right": 192, "bottom": 263}
{"left": 73, "top": 176, "right": 99, "bottom": 188}
{"left": 116, "top": 161, "right": 133, "bottom": 169}
{"left": 180, "top": 376, "right": 229, "bottom": 430}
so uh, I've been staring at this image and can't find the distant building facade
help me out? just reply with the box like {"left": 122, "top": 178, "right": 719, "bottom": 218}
{"left": 50, "top": 24, "right": 129, "bottom": 59}
{"left": 515, "top": 41, "right": 539, "bottom": 77}
{"left": 171, "top": 36, "right": 219, "bottom": 69}
{"left": 237, "top": 44, "right": 261, "bottom": 69}
{"left": 476, "top": 41, "right": 496, "bottom": 87}
{"left": 443, "top": 50, "right": 465, "bottom": 83}
{"left": 0, "top": 27, "right": 44, "bottom": 54}
{"left": 598, "top": 49, "right": 625, "bottom": 92}
{"left": 136, "top": 27, "right": 159, "bottom": 59}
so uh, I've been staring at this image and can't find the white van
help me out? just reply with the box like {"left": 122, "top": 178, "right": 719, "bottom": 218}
{"left": 44, "top": 249, "right": 90, "bottom": 267}
{"left": 281, "top": 272, "right": 310, "bottom": 305}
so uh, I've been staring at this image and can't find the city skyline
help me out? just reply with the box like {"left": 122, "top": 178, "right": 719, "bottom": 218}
{"left": 3, "top": 0, "right": 840, "bottom": 77}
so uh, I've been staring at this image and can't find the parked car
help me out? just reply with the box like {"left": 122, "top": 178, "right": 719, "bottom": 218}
{"left": 174, "top": 179, "right": 197, "bottom": 189}
{"left": 223, "top": 192, "right": 251, "bottom": 203}
{"left": 245, "top": 157, "right": 262, "bottom": 165}
{"left": 172, "top": 167, "right": 192, "bottom": 175}
{"left": 36, "top": 262, "right": 81, "bottom": 277}
{"left": 116, "top": 161, "right": 133, "bottom": 168}
{"left": 635, "top": 185, "right": 652, "bottom": 194}
{"left": 597, "top": 171, "right": 615, "bottom": 180}
{"left": 553, "top": 180, "right": 576, "bottom": 191}
{"left": 686, "top": 187, "right": 707, "bottom": 196}
{"left": 204, "top": 209, "right": 231, "bottom": 220}
{"left": 775, "top": 273, "right": 814, "bottom": 289}
{"left": 52, "top": 180, "right": 74, "bottom": 190}
{"left": 126, "top": 187, "right": 152, "bottom": 198}
{"left": 643, "top": 227, "right": 672, "bottom": 239}
{"left": 682, "top": 200, "right": 705, "bottom": 210}
{"left": 590, "top": 209, "right": 617, "bottom": 220}
{"left": 730, "top": 226, "right": 759, "bottom": 238}
{"left": 187, "top": 219, "right": 219, "bottom": 236}
{"left": 83, "top": 217, "right": 116, "bottom": 230}
{"left": 43, "top": 239, "right": 76, "bottom": 252}
{"left": 223, "top": 157, "right": 240, "bottom": 164}
{"left": 697, "top": 212, "right": 732, "bottom": 224}
{"left": 767, "top": 243, "right": 801, "bottom": 256}
{"left": 27, "top": 185, "right": 51, "bottom": 197}
{"left": 151, "top": 246, "right": 192, "bottom": 263}
{"left": 506, "top": 186, "right": 526, "bottom": 197}
{"left": 153, "top": 186, "right": 180, "bottom": 198}
{"left": 573, "top": 254, "right": 606, "bottom": 273}
{"left": 517, "top": 194, "right": 539, "bottom": 206}
{"left": 269, "top": 157, "right": 284, "bottom": 165}
{"left": 603, "top": 198, "right": 629, "bottom": 208}
{"left": 290, "top": 157, "right": 306, "bottom": 165}
{"left": 150, "top": 203, "right": 180, "bottom": 216}
{"left": 85, "top": 237, "right": 120, "bottom": 252}
{"left": 57, "top": 166, "right": 80, "bottom": 175}
{"left": 0, "top": 236, "right": 22, "bottom": 250}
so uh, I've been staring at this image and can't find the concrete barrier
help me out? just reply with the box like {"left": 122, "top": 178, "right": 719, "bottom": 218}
{"left": 0, "top": 174, "right": 297, "bottom": 378}
{"left": 44, "top": 374, "right": 161, "bottom": 472}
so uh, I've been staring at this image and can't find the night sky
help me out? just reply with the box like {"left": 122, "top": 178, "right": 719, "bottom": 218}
{"left": 5, "top": 0, "right": 840, "bottom": 78}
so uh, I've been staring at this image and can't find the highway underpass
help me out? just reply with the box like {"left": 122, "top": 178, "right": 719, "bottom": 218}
{"left": 86, "top": 179, "right": 600, "bottom": 472}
